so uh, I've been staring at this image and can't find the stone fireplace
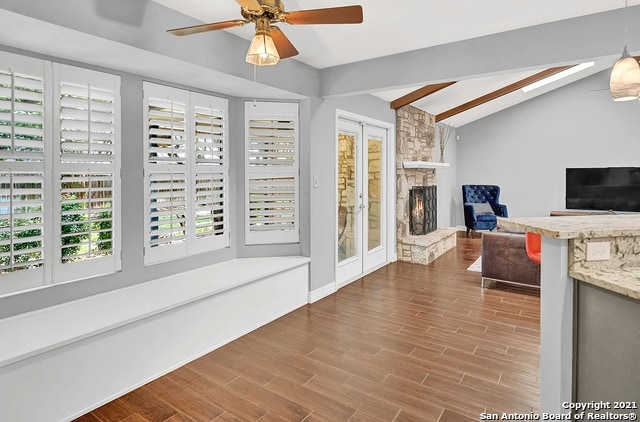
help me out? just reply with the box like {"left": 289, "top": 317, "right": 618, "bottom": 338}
{"left": 395, "top": 105, "right": 456, "bottom": 265}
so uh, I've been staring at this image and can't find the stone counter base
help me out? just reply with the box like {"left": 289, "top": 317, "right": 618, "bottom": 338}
{"left": 398, "top": 228, "right": 457, "bottom": 265}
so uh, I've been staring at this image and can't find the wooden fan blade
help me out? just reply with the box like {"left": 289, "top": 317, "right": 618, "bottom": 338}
{"left": 270, "top": 26, "right": 299, "bottom": 59}
{"left": 167, "top": 19, "right": 247, "bottom": 36}
{"left": 236, "top": 0, "right": 262, "bottom": 12}
{"left": 285, "top": 5, "right": 363, "bottom": 25}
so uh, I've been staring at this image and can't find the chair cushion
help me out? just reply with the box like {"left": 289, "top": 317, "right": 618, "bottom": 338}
{"left": 476, "top": 213, "right": 497, "bottom": 222}
{"left": 472, "top": 202, "right": 494, "bottom": 215}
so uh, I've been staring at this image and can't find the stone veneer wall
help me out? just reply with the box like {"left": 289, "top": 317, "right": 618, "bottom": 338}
{"left": 395, "top": 105, "right": 436, "bottom": 240}
{"left": 396, "top": 105, "right": 456, "bottom": 265}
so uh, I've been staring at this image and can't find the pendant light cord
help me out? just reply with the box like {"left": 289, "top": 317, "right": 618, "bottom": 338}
{"left": 625, "top": 0, "right": 629, "bottom": 48}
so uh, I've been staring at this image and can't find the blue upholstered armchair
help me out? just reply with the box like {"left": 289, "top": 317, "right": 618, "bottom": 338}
{"left": 462, "top": 185, "right": 508, "bottom": 236}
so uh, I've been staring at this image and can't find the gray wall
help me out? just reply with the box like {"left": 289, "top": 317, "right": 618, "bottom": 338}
{"left": 0, "top": 68, "right": 320, "bottom": 318}
{"left": 437, "top": 126, "right": 458, "bottom": 228}
{"left": 0, "top": 1, "right": 395, "bottom": 314}
{"left": 455, "top": 70, "right": 640, "bottom": 227}
{"left": 309, "top": 96, "right": 395, "bottom": 292}
{"left": 6, "top": 0, "right": 640, "bottom": 314}
{"left": 0, "top": 70, "right": 261, "bottom": 318}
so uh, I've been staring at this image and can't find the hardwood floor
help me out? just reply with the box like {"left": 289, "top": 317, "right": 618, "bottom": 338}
{"left": 75, "top": 233, "right": 540, "bottom": 422}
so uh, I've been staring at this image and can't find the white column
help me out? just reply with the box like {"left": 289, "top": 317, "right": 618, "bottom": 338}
{"left": 540, "top": 236, "right": 573, "bottom": 413}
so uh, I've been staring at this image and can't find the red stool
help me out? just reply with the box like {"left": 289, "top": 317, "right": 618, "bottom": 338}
{"left": 525, "top": 232, "right": 541, "bottom": 264}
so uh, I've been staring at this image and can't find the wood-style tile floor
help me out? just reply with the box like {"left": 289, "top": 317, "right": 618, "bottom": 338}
{"left": 75, "top": 232, "right": 540, "bottom": 422}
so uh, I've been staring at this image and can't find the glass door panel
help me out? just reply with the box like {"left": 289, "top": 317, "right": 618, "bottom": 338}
{"left": 367, "top": 137, "right": 382, "bottom": 252}
{"left": 337, "top": 118, "right": 387, "bottom": 286}
{"left": 362, "top": 124, "right": 387, "bottom": 272}
{"left": 338, "top": 130, "right": 357, "bottom": 263}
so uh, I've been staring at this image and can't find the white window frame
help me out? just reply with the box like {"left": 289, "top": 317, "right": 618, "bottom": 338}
{"left": 0, "top": 51, "right": 122, "bottom": 296}
{"left": 143, "top": 82, "right": 229, "bottom": 265}
{"left": 244, "top": 101, "right": 299, "bottom": 245}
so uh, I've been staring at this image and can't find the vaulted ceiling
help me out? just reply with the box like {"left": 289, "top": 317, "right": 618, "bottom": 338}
{"left": 0, "top": 1, "right": 638, "bottom": 127}
{"left": 153, "top": 0, "right": 640, "bottom": 126}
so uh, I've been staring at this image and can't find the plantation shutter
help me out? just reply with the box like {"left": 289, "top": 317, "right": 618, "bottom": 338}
{"left": 0, "top": 172, "right": 45, "bottom": 287}
{"left": 0, "top": 53, "right": 46, "bottom": 292}
{"left": 245, "top": 101, "right": 299, "bottom": 245}
{"left": 191, "top": 92, "right": 228, "bottom": 253}
{"left": 144, "top": 84, "right": 188, "bottom": 264}
{"left": 0, "top": 52, "right": 123, "bottom": 295}
{"left": 53, "top": 64, "right": 121, "bottom": 282}
{"left": 0, "top": 70, "right": 45, "bottom": 160}
{"left": 143, "top": 83, "right": 228, "bottom": 265}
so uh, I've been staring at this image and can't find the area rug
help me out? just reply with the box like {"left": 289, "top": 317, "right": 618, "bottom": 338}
{"left": 467, "top": 256, "right": 482, "bottom": 272}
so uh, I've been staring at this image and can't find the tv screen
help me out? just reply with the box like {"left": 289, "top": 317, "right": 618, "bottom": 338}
{"left": 566, "top": 167, "right": 640, "bottom": 212}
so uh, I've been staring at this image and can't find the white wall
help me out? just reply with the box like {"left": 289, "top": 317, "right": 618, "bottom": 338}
{"left": 454, "top": 70, "right": 640, "bottom": 227}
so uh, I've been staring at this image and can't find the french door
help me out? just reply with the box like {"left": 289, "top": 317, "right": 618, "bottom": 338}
{"left": 336, "top": 117, "right": 388, "bottom": 286}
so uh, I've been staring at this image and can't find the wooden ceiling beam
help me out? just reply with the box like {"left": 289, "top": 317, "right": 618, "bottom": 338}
{"left": 390, "top": 81, "right": 457, "bottom": 110}
{"left": 435, "top": 65, "right": 573, "bottom": 122}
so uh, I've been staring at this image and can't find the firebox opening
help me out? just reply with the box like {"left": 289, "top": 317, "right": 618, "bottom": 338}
{"left": 409, "top": 186, "right": 437, "bottom": 235}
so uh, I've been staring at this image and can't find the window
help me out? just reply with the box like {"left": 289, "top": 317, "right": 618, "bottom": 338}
{"left": 0, "top": 51, "right": 121, "bottom": 295}
{"left": 143, "top": 83, "right": 228, "bottom": 265}
{"left": 245, "top": 101, "right": 299, "bottom": 245}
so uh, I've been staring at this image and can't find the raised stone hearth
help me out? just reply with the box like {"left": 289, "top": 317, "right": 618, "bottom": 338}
{"left": 398, "top": 228, "right": 457, "bottom": 265}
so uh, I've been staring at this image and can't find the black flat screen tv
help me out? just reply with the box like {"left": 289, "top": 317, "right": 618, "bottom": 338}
{"left": 566, "top": 167, "right": 640, "bottom": 212}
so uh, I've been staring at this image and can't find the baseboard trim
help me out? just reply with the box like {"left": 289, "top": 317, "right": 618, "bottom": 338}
{"left": 308, "top": 282, "right": 337, "bottom": 303}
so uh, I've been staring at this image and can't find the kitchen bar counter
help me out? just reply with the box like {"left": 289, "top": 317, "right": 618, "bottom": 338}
{"left": 498, "top": 214, "right": 640, "bottom": 239}
{"left": 497, "top": 214, "right": 640, "bottom": 414}
{"left": 569, "top": 267, "right": 640, "bottom": 300}
{"left": 499, "top": 214, "right": 640, "bottom": 299}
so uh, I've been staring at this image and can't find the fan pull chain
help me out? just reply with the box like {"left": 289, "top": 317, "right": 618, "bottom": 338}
{"left": 253, "top": 64, "right": 257, "bottom": 107}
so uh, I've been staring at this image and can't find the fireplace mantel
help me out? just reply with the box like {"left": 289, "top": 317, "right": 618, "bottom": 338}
{"left": 403, "top": 161, "right": 450, "bottom": 169}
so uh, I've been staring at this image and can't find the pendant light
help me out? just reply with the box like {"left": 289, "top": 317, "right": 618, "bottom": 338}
{"left": 610, "top": 0, "right": 640, "bottom": 101}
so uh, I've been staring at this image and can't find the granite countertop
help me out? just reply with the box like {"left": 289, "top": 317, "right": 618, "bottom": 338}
{"left": 570, "top": 267, "right": 640, "bottom": 300}
{"left": 498, "top": 214, "right": 640, "bottom": 239}
{"left": 499, "top": 214, "right": 640, "bottom": 301}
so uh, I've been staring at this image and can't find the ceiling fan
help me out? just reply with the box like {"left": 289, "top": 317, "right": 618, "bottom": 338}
{"left": 167, "top": 0, "right": 363, "bottom": 66}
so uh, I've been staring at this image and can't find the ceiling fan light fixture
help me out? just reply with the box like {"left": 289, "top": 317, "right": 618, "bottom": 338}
{"left": 246, "top": 33, "right": 280, "bottom": 66}
{"left": 609, "top": 47, "right": 640, "bottom": 101}
{"left": 246, "top": 16, "right": 280, "bottom": 66}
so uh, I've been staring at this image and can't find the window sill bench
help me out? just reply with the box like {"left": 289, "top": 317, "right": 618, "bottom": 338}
{"left": 0, "top": 256, "right": 310, "bottom": 369}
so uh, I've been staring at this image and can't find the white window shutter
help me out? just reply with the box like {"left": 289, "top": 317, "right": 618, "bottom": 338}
{"left": 144, "top": 84, "right": 189, "bottom": 264}
{"left": 147, "top": 98, "right": 187, "bottom": 166}
{"left": 53, "top": 64, "right": 121, "bottom": 282}
{"left": 190, "top": 92, "right": 228, "bottom": 253}
{"left": 0, "top": 54, "right": 46, "bottom": 164}
{"left": 0, "top": 52, "right": 47, "bottom": 293}
{"left": 143, "top": 83, "right": 229, "bottom": 264}
{"left": 0, "top": 52, "right": 122, "bottom": 294}
{"left": 0, "top": 173, "right": 45, "bottom": 267}
{"left": 245, "top": 101, "right": 299, "bottom": 245}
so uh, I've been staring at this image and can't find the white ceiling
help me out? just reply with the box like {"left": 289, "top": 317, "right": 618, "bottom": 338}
{"left": 152, "top": 0, "right": 638, "bottom": 126}
{"left": 153, "top": 0, "right": 637, "bottom": 69}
